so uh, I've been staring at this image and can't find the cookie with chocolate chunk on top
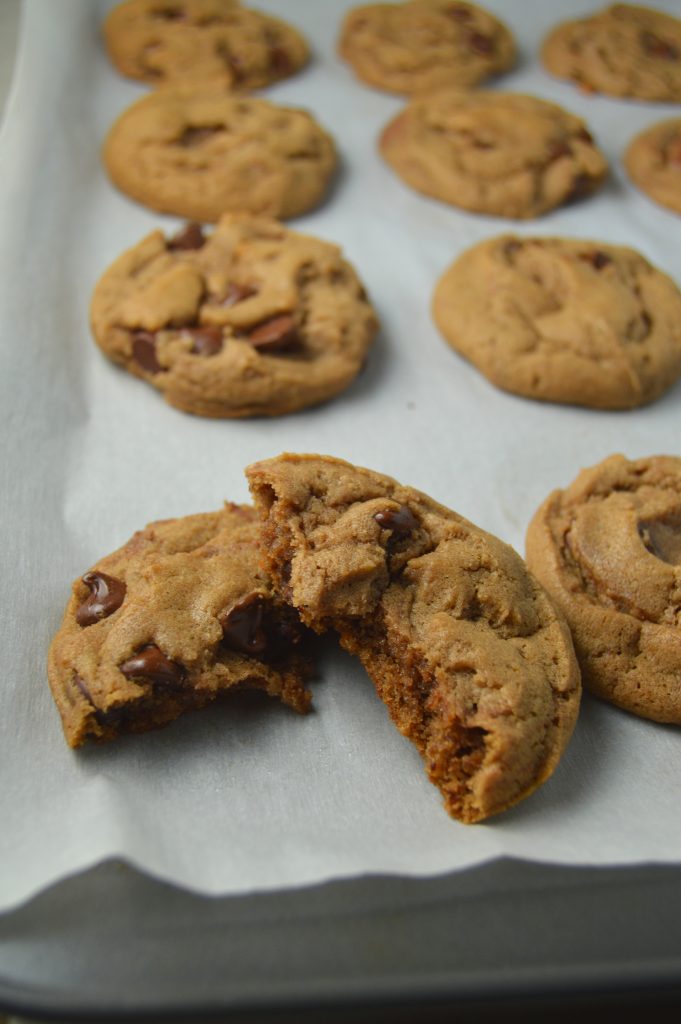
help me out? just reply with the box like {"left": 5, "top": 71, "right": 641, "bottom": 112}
{"left": 48, "top": 504, "right": 314, "bottom": 748}
{"left": 102, "top": 87, "right": 336, "bottom": 222}
{"left": 624, "top": 117, "right": 681, "bottom": 215}
{"left": 541, "top": 4, "right": 681, "bottom": 102}
{"left": 379, "top": 90, "right": 607, "bottom": 219}
{"left": 432, "top": 235, "right": 681, "bottom": 409}
{"left": 246, "top": 453, "right": 580, "bottom": 824}
{"left": 90, "top": 215, "right": 378, "bottom": 417}
{"left": 103, "top": 0, "right": 309, "bottom": 90}
{"left": 338, "top": 0, "right": 516, "bottom": 95}
{"left": 526, "top": 454, "right": 681, "bottom": 724}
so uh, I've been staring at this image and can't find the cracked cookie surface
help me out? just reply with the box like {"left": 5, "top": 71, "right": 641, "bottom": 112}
{"left": 338, "top": 0, "right": 516, "bottom": 95}
{"left": 541, "top": 4, "right": 681, "bottom": 102}
{"left": 103, "top": 87, "right": 337, "bottom": 222}
{"left": 90, "top": 215, "right": 378, "bottom": 417}
{"left": 103, "top": 0, "right": 309, "bottom": 90}
{"left": 526, "top": 455, "right": 681, "bottom": 724}
{"left": 625, "top": 117, "right": 681, "bottom": 215}
{"left": 246, "top": 453, "right": 580, "bottom": 824}
{"left": 379, "top": 90, "right": 607, "bottom": 218}
{"left": 48, "top": 504, "right": 313, "bottom": 748}
{"left": 432, "top": 235, "right": 681, "bottom": 409}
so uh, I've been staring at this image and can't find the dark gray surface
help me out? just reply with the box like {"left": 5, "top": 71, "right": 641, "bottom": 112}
{"left": 1, "top": 857, "right": 681, "bottom": 1020}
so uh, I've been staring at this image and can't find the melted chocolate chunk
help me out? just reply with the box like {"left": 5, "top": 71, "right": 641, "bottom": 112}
{"left": 269, "top": 45, "right": 293, "bottom": 75}
{"left": 74, "top": 673, "right": 94, "bottom": 705}
{"left": 220, "top": 595, "right": 267, "bottom": 656}
{"left": 548, "top": 140, "right": 572, "bottom": 162}
{"left": 181, "top": 325, "right": 223, "bottom": 356}
{"left": 167, "top": 222, "right": 206, "bottom": 251}
{"left": 640, "top": 31, "right": 679, "bottom": 61}
{"left": 374, "top": 505, "right": 419, "bottom": 538}
{"left": 247, "top": 314, "right": 299, "bottom": 353}
{"left": 154, "top": 7, "right": 185, "bottom": 20}
{"left": 446, "top": 4, "right": 473, "bottom": 21}
{"left": 468, "top": 31, "right": 494, "bottom": 56}
{"left": 639, "top": 516, "right": 681, "bottom": 566}
{"left": 132, "top": 331, "right": 163, "bottom": 374}
{"left": 565, "top": 172, "right": 594, "bottom": 204}
{"left": 177, "top": 125, "right": 222, "bottom": 147}
{"left": 577, "top": 127, "right": 594, "bottom": 145}
{"left": 578, "top": 250, "right": 612, "bottom": 270}
{"left": 119, "top": 644, "right": 185, "bottom": 688}
{"left": 76, "top": 572, "right": 127, "bottom": 627}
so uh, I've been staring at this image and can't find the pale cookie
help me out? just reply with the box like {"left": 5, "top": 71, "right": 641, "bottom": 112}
{"left": 541, "top": 4, "right": 681, "bottom": 102}
{"left": 48, "top": 504, "right": 313, "bottom": 748}
{"left": 90, "top": 216, "right": 378, "bottom": 417}
{"left": 338, "top": 0, "right": 516, "bottom": 95}
{"left": 103, "top": 0, "right": 309, "bottom": 90}
{"left": 379, "top": 90, "right": 607, "bottom": 218}
{"left": 432, "top": 235, "right": 681, "bottom": 409}
{"left": 526, "top": 455, "right": 681, "bottom": 725}
{"left": 625, "top": 117, "right": 681, "bottom": 215}
{"left": 103, "top": 87, "right": 337, "bottom": 222}
{"left": 246, "top": 453, "right": 580, "bottom": 824}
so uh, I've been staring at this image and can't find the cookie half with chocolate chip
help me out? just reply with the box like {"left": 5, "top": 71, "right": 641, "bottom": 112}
{"left": 103, "top": 0, "right": 309, "bottom": 91}
{"left": 246, "top": 453, "right": 580, "bottom": 824}
{"left": 379, "top": 89, "right": 607, "bottom": 218}
{"left": 90, "top": 214, "right": 378, "bottom": 417}
{"left": 102, "top": 87, "right": 336, "bottom": 222}
{"left": 338, "top": 0, "right": 516, "bottom": 95}
{"left": 526, "top": 454, "right": 681, "bottom": 724}
{"left": 48, "top": 504, "right": 314, "bottom": 748}
{"left": 541, "top": 4, "right": 681, "bottom": 102}
{"left": 432, "top": 235, "right": 681, "bottom": 409}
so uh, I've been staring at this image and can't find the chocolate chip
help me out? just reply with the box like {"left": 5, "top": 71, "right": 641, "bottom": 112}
{"left": 119, "top": 644, "right": 185, "bottom": 687}
{"left": 76, "top": 572, "right": 127, "bottom": 627}
{"left": 468, "top": 31, "right": 494, "bottom": 56}
{"left": 374, "top": 505, "right": 419, "bottom": 538}
{"left": 177, "top": 125, "right": 222, "bottom": 147}
{"left": 74, "top": 673, "right": 94, "bottom": 705}
{"left": 220, "top": 282, "right": 257, "bottom": 307}
{"left": 503, "top": 239, "right": 522, "bottom": 259}
{"left": 446, "top": 4, "right": 473, "bottom": 21}
{"left": 548, "top": 140, "right": 572, "bottom": 162}
{"left": 640, "top": 31, "right": 679, "bottom": 60}
{"left": 167, "top": 222, "right": 206, "bottom": 251}
{"left": 577, "top": 128, "right": 594, "bottom": 145}
{"left": 154, "top": 7, "right": 185, "bottom": 20}
{"left": 219, "top": 595, "right": 267, "bottom": 656}
{"left": 578, "top": 251, "right": 612, "bottom": 270}
{"left": 565, "top": 173, "right": 594, "bottom": 204}
{"left": 247, "top": 314, "right": 299, "bottom": 353}
{"left": 181, "top": 325, "right": 223, "bottom": 356}
{"left": 269, "top": 45, "right": 293, "bottom": 75}
{"left": 132, "top": 331, "right": 163, "bottom": 374}
{"left": 638, "top": 517, "right": 681, "bottom": 565}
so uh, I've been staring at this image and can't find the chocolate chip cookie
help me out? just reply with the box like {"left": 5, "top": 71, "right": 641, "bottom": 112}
{"left": 432, "top": 235, "right": 681, "bottom": 409}
{"left": 526, "top": 455, "right": 681, "bottom": 724}
{"left": 90, "top": 215, "right": 378, "bottom": 417}
{"left": 103, "top": 0, "right": 309, "bottom": 90}
{"left": 246, "top": 453, "right": 581, "bottom": 824}
{"left": 625, "top": 117, "right": 681, "bottom": 215}
{"left": 338, "top": 0, "right": 516, "bottom": 95}
{"left": 379, "top": 90, "right": 607, "bottom": 218}
{"left": 102, "top": 87, "right": 337, "bottom": 222}
{"left": 541, "top": 4, "right": 681, "bottom": 101}
{"left": 48, "top": 504, "right": 313, "bottom": 748}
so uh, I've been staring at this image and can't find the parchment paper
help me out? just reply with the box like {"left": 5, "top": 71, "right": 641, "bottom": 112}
{"left": 1, "top": 0, "right": 680, "bottom": 914}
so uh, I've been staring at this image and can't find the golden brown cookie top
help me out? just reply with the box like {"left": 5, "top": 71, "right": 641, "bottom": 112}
{"left": 625, "top": 117, "right": 681, "bottom": 215}
{"left": 247, "top": 453, "right": 581, "bottom": 823}
{"left": 526, "top": 454, "right": 681, "bottom": 724}
{"left": 90, "top": 215, "right": 378, "bottom": 418}
{"left": 48, "top": 504, "right": 313, "bottom": 747}
{"left": 338, "top": 0, "right": 516, "bottom": 94}
{"left": 541, "top": 3, "right": 681, "bottom": 101}
{"left": 103, "top": 0, "right": 309, "bottom": 89}
{"left": 379, "top": 90, "right": 607, "bottom": 218}
{"left": 103, "top": 87, "right": 337, "bottom": 222}
{"left": 432, "top": 235, "right": 681, "bottom": 409}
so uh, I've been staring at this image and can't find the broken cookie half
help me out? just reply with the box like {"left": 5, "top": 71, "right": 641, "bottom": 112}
{"left": 48, "top": 504, "right": 313, "bottom": 747}
{"left": 246, "top": 453, "right": 581, "bottom": 823}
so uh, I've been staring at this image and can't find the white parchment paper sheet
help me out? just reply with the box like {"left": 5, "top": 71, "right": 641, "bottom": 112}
{"left": 1, "top": 0, "right": 680, "bottom": 913}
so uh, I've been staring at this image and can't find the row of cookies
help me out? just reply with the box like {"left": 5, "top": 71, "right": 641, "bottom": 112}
{"left": 104, "top": 1, "right": 681, "bottom": 105}
{"left": 48, "top": 451, "right": 681, "bottom": 822}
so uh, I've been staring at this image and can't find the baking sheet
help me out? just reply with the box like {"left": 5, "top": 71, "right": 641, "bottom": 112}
{"left": 1, "top": 0, "right": 680, "bottom": 915}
